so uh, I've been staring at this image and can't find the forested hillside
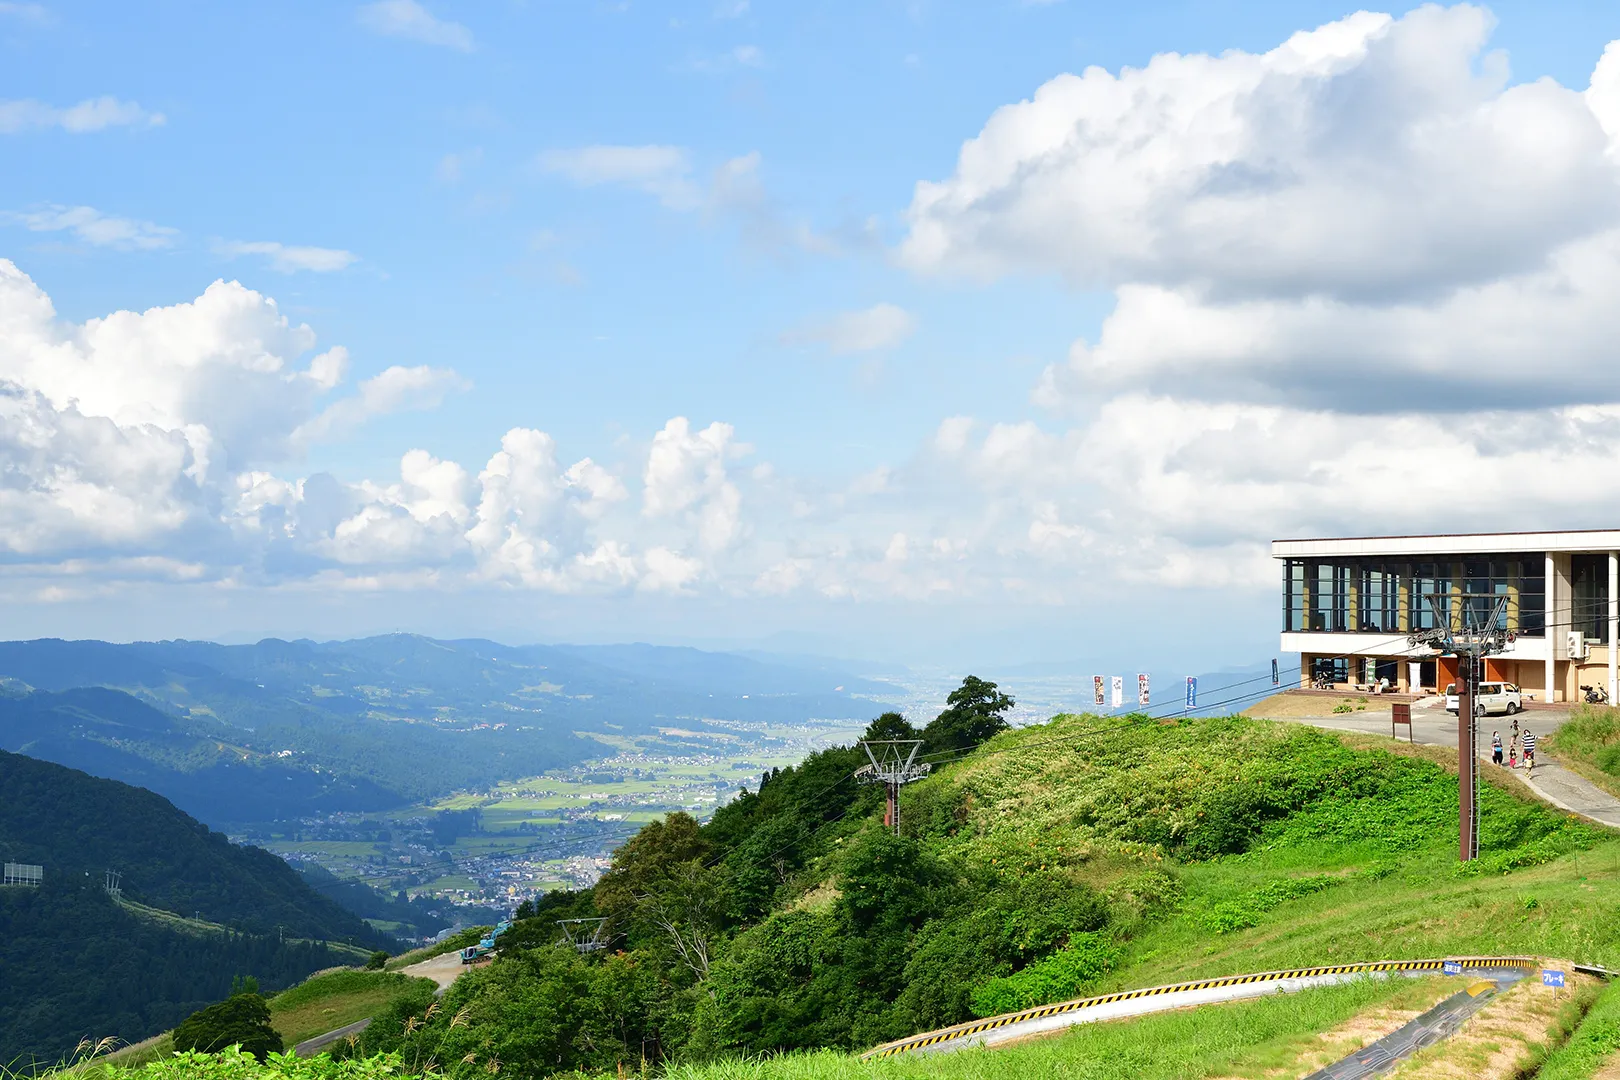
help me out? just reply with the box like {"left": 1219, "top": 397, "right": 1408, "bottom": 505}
{"left": 341, "top": 691, "right": 1610, "bottom": 1078}
{"left": 0, "top": 751, "right": 395, "bottom": 1063}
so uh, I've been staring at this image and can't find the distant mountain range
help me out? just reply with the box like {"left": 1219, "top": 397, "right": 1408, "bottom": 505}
{"left": 0, "top": 750, "right": 390, "bottom": 1063}
{"left": 0, "top": 635, "right": 896, "bottom": 826}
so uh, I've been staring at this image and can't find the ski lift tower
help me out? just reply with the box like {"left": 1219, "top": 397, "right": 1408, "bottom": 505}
{"left": 1408, "top": 593, "right": 1510, "bottom": 863}
{"left": 556, "top": 917, "right": 610, "bottom": 954}
{"left": 855, "top": 740, "right": 931, "bottom": 836}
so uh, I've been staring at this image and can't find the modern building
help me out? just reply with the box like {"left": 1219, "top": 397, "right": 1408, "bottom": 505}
{"left": 1274, "top": 530, "right": 1620, "bottom": 703}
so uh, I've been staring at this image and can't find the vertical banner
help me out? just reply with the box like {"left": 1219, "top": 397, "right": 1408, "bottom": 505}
{"left": 1271, "top": 658, "right": 1279, "bottom": 686}
{"left": 1185, "top": 676, "right": 1197, "bottom": 710}
{"left": 1093, "top": 676, "right": 1105, "bottom": 706}
{"left": 1138, "top": 674, "right": 1150, "bottom": 706}
{"left": 1110, "top": 676, "right": 1124, "bottom": 708}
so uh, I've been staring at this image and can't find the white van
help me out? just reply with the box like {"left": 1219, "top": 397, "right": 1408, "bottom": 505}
{"left": 1444, "top": 682, "right": 1523, "bottom": 716}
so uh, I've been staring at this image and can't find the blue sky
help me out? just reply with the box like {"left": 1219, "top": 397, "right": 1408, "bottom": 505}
{"left": 4, "top": 2, "right": 1620, "bottom": 668}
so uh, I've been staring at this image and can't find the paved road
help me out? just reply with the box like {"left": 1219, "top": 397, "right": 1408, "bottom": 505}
{"left": 1274, "top": 700, "right": 1620, "bottom": 829}
{"left": 293, "top": 1018, "right": 371, "bottom": 1058}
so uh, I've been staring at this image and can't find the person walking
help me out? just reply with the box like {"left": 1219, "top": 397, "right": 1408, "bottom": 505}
{"left": 1522, "top": 728, "right": 1537, "bottom": 772}
{"left": 1492, "top": 730, "right": 1503, "bottom": 766}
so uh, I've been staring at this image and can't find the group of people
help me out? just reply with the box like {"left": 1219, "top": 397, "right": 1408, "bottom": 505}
{"left": 1490, "top": 719, "right": 1537, "bottom": 770}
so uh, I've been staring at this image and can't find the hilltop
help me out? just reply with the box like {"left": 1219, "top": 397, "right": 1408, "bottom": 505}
{"left": 314, "top": 707, "right": 1615, "bottom": 1077}
{"left": 0, "top": 751, "right": 394, "bottom": 1064}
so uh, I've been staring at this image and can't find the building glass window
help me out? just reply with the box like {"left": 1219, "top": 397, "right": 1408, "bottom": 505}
{"left": 1283, "top": 552, "right": 1546, "bottom": 636}
{"left": 1572, "top": 555, "right": 1609, "bottom": 641}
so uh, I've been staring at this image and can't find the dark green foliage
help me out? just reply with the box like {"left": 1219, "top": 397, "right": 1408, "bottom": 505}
{"left": 0, "top": 751, "right": 391, "bottom": 946}
{"left": 0, "top": 874, "right": 353, "bottom": 1065}
{"left": 921, "top": 676, "right": 1014, "bottom": 755}
{"left": 171, "top": 993, "right": 283, "bottom": 1061}
{"left": 0, "top": 752, "right": 388, "bottom": 1064}
{"left": 969, "top": 932, "right": 1123, "bottom": 1016}
{"left": 365, "top": 951, "right": 389, "bottom": 970}
{"left": 862, "top": 712, "right": 919, "bottom": 742}
{"left": 512, "top": 898, "right": 536, "bottom": 921}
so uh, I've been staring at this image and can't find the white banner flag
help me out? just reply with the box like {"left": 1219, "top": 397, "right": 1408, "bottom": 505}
{"left": 1111, "top": 676, "right": 1124, "bottom": 708}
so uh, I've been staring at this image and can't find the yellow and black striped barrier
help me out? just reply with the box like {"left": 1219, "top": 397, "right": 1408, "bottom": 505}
{"left": 860, "top": 956, "right": 1539, "bottom": 1059}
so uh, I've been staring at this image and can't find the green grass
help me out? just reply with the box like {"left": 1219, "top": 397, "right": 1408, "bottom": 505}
{"left": 267, "top": 970, "right": 437, "bottom": 1047}
{"left": 660, "top": 975, "right": 1454, "bottom": 1080}
{"left": 1534, "top": 977, "right": 1620, "bottom": 1080}
{"left": 1547, "top": 705, "right": 1620, "bottom": 799}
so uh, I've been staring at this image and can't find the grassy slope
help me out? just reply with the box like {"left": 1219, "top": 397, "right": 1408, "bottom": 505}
{"left": 667, "top": 714, "right": 1620, "bottom": 1078}
{"left": 70, "top": 714, "right": 1620, "bottom": 1080}
{"left": 84, "top": 971, "right": 436, "bottom": 1072}
{"left": 267, "top": 970, "right": 438, "bottom": 1047}
{"left": 1547, "top": 704, "right": 1620, "bottom": 800}
{"left": 1536, "top": 978, "right": 1620, "bottom": 1080}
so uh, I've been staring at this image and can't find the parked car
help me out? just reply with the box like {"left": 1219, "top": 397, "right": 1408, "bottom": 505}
{"left": 1444, "top": 681, "right": 1523, "bottom": 716}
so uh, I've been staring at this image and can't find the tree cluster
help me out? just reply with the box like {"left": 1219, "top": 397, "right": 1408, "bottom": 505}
{"left": 343, "top": 678, "right": 1044, "bottom": 1076}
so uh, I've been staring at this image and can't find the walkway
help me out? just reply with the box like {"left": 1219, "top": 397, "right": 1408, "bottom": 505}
{"left": 1268, "top": 699, "right": 1620, "bottom": 830}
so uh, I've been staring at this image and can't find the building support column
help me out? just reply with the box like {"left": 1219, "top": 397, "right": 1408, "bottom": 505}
{"left": 1609, "top": 552, "right": 1617, "bottom": 705}
{"left": 1546, "top": 553, "right": 1557, "bottom": 704}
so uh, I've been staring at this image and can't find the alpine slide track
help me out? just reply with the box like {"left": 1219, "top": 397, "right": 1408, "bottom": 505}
{"left": 861, "top": 955, "right": 1561, "bottom": 1078}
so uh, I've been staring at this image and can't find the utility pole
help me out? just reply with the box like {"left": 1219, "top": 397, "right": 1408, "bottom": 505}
{"left": 855, "top": 741, "right": 930, "bottom": 835}
{"left": 1409, "top": 593, "right": 1509, "bottom": 862}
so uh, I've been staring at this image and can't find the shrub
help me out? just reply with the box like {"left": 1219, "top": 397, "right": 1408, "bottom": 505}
{"left": 969, "top": 932, "right": 1123, "bottom": 1017}
{"left": 171, "top": 994, "right": 283, "bottom": 1062}
{"left": 364, "top": 951, "right": 388, "bottom": 970}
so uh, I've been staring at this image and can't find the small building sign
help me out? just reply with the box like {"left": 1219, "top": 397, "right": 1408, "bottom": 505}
{"left": 2, "top": 862, "right": 42, "bottom": 887}
{"left": 1442, "top": 960, "right": 1462, "bottom": 975}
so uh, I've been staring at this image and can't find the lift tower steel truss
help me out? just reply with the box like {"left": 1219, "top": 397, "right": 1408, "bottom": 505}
{"left": 1408, "top": 593, "right": 1511, "bottom": 863}
{"left": 855, "top": 740, "right": 931, "bottom": 835}
{"left": 557, "top": 917, "right": 610, "bottom": 954}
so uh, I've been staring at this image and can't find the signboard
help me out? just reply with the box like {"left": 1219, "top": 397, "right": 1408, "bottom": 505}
{"left": 1111, "top": 676, "right": 1124, "bottom": 709}
{"left": 1271, "top": 659, "right": 1279, "bottom": 686}
{"left": 1543, "top": 970, "right": 1566, "bottom": 988}
{"left": 1138, "top": 674, "right": 1151, "bottom": 706}
{"left": 1185, "top": 677, "right": 1197, "bottom": 710}
{"left": 1442, "top": 960, "right": 1462, "bottom": 975}
{"left": 1391, "top": 701, "right": 1413, "bottom": 743}
{"left": 1093, "top": 676, "right": 1105, "bottom": 707}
